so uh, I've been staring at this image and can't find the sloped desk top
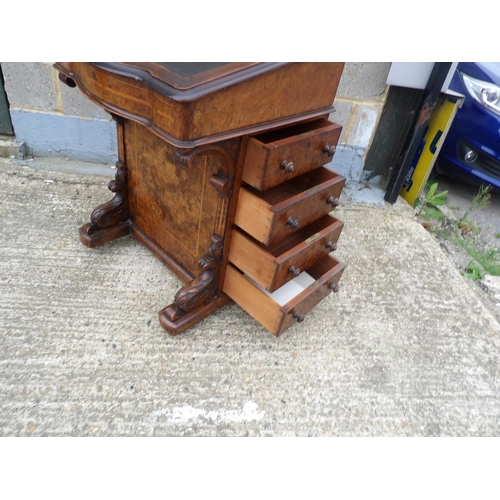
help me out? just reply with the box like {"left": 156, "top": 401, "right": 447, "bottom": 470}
{"left": 54, "top": 62, "right": 344, "bottom": 148}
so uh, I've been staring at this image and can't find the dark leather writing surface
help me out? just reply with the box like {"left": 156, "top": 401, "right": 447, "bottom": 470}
{"left": 156, "top": 63, "right": 230, "bottom": 78}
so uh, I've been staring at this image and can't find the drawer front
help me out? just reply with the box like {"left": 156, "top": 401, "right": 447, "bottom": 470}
{"left": 242, "top": 119, "right": 342, "bottom": 191}
{"left": 234, "top": 167, "right": 345, "bottom": 246}
{"left": 228, "top": 215, "right": 344, "bottom": 292}
{"left": 223, "top": 255, "right": 346, "bottom": 336}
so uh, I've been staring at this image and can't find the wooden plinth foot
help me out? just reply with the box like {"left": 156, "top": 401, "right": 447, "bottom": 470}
{"left": 159, "top": 294, "right": 231, "bottom": 336}
{"left": 78, "top": 160, "right": 130, "bottom": 248}
{"left": 79, "top": 222, "right": 131, "bottom": 248}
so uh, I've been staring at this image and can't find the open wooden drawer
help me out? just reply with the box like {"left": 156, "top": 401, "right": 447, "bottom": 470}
{"left": 228, "top": 214, "right": 344, "bottom": 292}
{"left": 224, "top": 254, "right": 346, "bottom": 336}
{"left": 242, "top": 119, "right": 342, "bottom": 191}
{"left": 234, "top": 167, "right": 345, "bottom": 246}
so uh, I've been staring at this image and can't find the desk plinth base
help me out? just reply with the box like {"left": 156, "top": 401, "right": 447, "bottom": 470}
{"left": 78, "top": 215, "right": 231, "bottom": 336}
{"left": 159, "top": 294, "right": 231, "bottom": 336}
{"left": 79, "top": 222, "right": 131, "bottom": 248}
{"left": 158, "top": 232, "right": 228, "bottom": 336}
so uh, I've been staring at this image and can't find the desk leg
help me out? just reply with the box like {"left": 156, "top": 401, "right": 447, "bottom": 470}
{"left": 79, "top": 161, "right": 131, "bottom": 247}
{"left": 159, "top": 234, "right": 230, "bottom": 335}
{"left": 158, "top": 142, "right": 238, "bottom": 335}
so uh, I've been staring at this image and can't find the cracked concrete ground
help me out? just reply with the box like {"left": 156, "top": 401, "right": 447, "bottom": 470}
{"left": 1, "top": 157, "right": 499, "bottom": 437}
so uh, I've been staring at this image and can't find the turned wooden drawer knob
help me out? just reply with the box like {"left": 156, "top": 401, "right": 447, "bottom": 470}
{"left": 280, "top": 160, "right": 294, "bottom": 173}
{"left": 286, "top": 217, "right": 299, "bottom": 230}
{"left": 325, "top": 241, "right": 337, "bottom": 251}
{"left": 327, "top": 196, "right": 340, "bottom": 207}
{"left": 288, "top": 266, "right": 301, "bottom": 277}
{"left": 293, "top": 311, "right": 305, "bottom": 323}
{"left": 328, "top": 282, "right": 340, "bottom": 292}
{"left": 323, "top": 145, "right": 336, "bottom": 157}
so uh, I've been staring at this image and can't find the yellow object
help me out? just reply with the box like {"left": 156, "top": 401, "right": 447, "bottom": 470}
{"left": 400, "top": 92, "right": 463, "bottom": 206}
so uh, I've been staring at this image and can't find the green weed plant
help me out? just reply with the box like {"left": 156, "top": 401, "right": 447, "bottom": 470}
{"left": 416, "top": 181, "right": 500, "bottom": 281}
{"left": 416, "top": 182, "right": 448, "bottom": 221}
{"left": 462, "top": 261, "right": 485, "bottom": 281}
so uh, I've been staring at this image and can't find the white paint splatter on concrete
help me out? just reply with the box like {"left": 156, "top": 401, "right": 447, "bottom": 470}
{"left": 141, "top": 401, "right": 265, "bottom": 434}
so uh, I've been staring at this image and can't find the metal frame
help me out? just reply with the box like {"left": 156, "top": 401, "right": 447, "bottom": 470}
{"left": 384, "top": 62, "right": 453, "bottom": 204}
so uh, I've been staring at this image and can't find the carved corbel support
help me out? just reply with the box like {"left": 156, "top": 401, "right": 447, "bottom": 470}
{"left": 159, "top": 141, "right": 238, "bottom": 335}
{"left": 162, "top": 234, "right": 223, "bottom": 320}
{"left": 79, "top": 161, "right": 131, "bottom": 247}
{"left": 175, "top": 144, "right": 235, "bottom": 198}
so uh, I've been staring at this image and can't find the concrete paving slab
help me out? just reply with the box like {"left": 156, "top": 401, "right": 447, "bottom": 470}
{"left": 1, "top": 158, "right": 499, "bottom": 436}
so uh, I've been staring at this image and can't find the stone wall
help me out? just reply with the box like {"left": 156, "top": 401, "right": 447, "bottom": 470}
{"left": 330, "top": 62, "right": 391, "bottom": 182}
{"left": 0, "top": 62, "right": 392, "bottom": 180}
{"left": 1, "top": 62, "right": 117, "bottom": 164}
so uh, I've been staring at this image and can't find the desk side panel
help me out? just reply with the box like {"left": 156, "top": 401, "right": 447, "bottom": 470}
{"left": 124, "top": 120, "right": 219, "bottom": 277}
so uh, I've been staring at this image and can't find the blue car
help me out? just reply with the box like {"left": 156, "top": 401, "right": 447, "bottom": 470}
{"left": 437, "top": 62, "right": 500, "bottom": 190}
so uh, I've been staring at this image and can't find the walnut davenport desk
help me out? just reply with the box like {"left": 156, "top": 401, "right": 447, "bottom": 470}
{"left": 54, "top": 62, "right": 347, "bottom": 336}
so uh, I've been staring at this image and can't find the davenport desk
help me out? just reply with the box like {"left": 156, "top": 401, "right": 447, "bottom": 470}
{"left": 54, "top": 62, "right": 347, "bottom": 336}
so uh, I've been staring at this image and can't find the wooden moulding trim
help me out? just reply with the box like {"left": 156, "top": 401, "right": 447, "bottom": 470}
{"left": 129, "top": 223, "right": 193, "bottom": 283}
{"left": 54, "top": 63, "right": 334, "bottom": 149}
{"left": 119, "top": 63, "right": 261, "bottom": 91}
{"left": 91, "top": 62, "right": 288, "bottom": 101}
{"left": 154, "top": 109, "right": 336, "bottom": 148}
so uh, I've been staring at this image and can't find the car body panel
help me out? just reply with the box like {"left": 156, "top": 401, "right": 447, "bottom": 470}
{"left": 437, "top": 62, "right": 500, "bottom": 190}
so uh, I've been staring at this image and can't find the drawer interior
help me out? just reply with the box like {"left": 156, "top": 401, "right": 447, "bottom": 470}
{"left": 245, "top": 270, "right": 316, "bottom": 307}
{"left": 249, "top": 118, "right": 334, "bottom": 145}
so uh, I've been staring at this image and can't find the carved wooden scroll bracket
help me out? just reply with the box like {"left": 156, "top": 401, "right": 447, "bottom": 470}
{"left": 79, "top": 161, "right": 131, "bottom": 247}
{"left": 159, "top": 142, "right": 238, "bottom": 335}
{"left": 160, "top": 234, "right": 223, "bottom": 324}
{"left": 175, "top": 144, "right": 234, "bottom": 197}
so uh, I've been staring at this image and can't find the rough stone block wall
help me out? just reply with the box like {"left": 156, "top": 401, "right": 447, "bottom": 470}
{"left": 330, "top": 62, "right": 392, "bottom": 182}
{"left": 1, "top": 62, "right": 117, "bottom": 164}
